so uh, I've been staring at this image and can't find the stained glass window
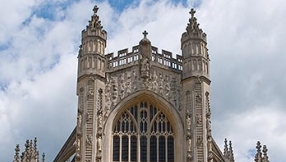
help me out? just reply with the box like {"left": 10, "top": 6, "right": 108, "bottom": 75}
{"left": 112, "top": 101, "right": 174, "bottom": 162}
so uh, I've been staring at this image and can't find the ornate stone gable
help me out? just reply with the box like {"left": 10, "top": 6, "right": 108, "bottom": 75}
{"left": 104, "top": 66, "right": 182, "bottom": 113}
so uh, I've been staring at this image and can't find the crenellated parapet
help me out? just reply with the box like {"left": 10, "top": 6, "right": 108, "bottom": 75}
{"left": 106, "top": 45, "right": 182, "bottom": 72}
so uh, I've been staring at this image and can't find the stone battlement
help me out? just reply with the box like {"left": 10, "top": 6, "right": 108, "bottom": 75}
{"left": 106, "top": 45, "right": 182, "bottom": 71}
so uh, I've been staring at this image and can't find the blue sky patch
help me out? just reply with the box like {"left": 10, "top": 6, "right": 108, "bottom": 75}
{"left": 33, "top": 0, "right": 78, "bottom": 21}
{"left": 0, "top": 42, "right": 11, "bottom": 52}
{"left": 107, "top": 0, "right": 191, "bottom": 12}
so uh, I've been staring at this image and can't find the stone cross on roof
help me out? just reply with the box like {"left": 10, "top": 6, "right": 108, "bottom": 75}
{"left": 189, "top": 8, "right": 196, "bottom": 18}
{"left": 143, "top": 30, "right": 148, "bottom": 38}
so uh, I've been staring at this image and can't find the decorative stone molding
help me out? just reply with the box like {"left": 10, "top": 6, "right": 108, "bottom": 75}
{"left": 105, "top": 68, "right": 181, "bottom": 111}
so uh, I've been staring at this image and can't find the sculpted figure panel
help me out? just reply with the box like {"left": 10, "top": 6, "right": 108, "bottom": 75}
{"left": 105, "top": 68, "right": 181, "bottom": 111}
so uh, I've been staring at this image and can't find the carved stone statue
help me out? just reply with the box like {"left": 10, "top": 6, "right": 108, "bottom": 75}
{"left": 86, "top": 134, "right": 92, "bottom": 146}
{"left": 77, "top": 114, "right": 82, "bottom": 129}
{"left": 188, "top": 138, "right": 192, "bottom": 152}
{"left": 132, "top": 69, "right": 138, "bottom": 90}
{"left": 158, "top": 73, "right": 164, "bottom": 95}
{"left": 125, "top": 71, "right": 132, "bottom": 95}
{"left": 141, "top": 57, "right": 150, "bottom": 79}
{"left": 186, "top": 110, "right": 192, "bottom": 130}
{"left": 97, "top": 135, "right": 102, "bottom": 154}
{"left": 196, "top": 114, "right": 202, "bottom": 124}
{"left": 164, "top": 75, "right": 171, "bottom": 99}
{"left": 152, "top": 71, "right": 158, "bottom": 92}
{"left": 197, "top": 136, "right": 203, "bottom": 147}
{"left": 111, "top": 77, "right": 118, "bottom": 106}
{"left": 119, "top": 74, "right": 125, "bottom": 99}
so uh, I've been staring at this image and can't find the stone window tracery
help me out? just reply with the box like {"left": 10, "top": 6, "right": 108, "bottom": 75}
{"left": 112, "top": 101, "right": 174, "bottom": 162}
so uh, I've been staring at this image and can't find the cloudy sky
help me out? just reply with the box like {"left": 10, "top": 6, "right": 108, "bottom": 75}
{"left": 0, "top": 0, "right": 285, "bottom": 161}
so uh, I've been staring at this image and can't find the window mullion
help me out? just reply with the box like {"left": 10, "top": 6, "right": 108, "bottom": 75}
{"left": 165, "top": 136, "right": 168, "bottom": 162}
{"left": 137, "top": 102, "right": 140, "bottom": 162}
{"left": 147, "top": 102, "right": 150, "bottom": 162}
{"left": 120, "top": 135, "right": 122, "bottom": 162}
{"left": 156, "top": 136, "right": 159, "bottom": 162}
{"left": 128, "top": 135, "right": 131, "bottom": 162}
{"left": 137, "top": 135, "right": 140, "bottom": 162}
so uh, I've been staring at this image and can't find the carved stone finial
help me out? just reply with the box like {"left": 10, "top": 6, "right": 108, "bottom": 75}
{"left": 262, "top": 145, "right": 269, "bottom": 162}
{"left": 256, "top": 141, "right": 262, "bottom": 152}
{"left": 189, "top": 8, "right": 196, "bottom": 18}
{"left": 42, "top": 152, "right": 45, "bottom": 162}
{"left": 93, "top": 5, "right": 99, "bottom": 14}
{"left": 229, "top": 141, "right": 234, "bottom": 161}
{"left": 88, "top": 5, "right": 104, "bottom": 30}
{"left": 34, "top": 137, "right": 37, "bottom": 150}
{"left": 224, "top": 138, "right": 229, "bottom": 156}
{"left": 255, "top": 141, "right": 262, "bottom": 162}
{"left": 13, "top": 144, "right": 20, "bottom": 162}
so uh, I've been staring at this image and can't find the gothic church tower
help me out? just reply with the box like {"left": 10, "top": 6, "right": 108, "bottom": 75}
{"left": 181, "top": 9, "right": 212, "bottom": 162}
{"left": 75, "top": 5, "right": 107, "bottom": 162}
{"left": 54, "top": 6, "right": 235, "bottom": 162}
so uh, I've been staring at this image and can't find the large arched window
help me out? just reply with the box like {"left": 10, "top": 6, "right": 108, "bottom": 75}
{"left": 112, "top": 101, "right": 174, "bottom": 162}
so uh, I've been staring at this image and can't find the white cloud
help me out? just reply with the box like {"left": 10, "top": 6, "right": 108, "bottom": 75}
{"left": 0, "top": 0, "right": 286, "bottom": 161}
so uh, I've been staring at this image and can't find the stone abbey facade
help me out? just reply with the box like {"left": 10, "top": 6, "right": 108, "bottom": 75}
{"left": 54, "top": 5, "right": 231, "bottom": 162}
{"left": 12, "top": 5, "right": 270, "bottom": 162}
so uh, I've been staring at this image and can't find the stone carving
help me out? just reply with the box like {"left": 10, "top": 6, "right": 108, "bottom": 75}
{"left": 208, "top": 151, "right": 214, "bottom": 160}
{"left": 151, "top": 71, "right": 158, "bottom": 92}
{"left": 186, "top": 91, "right": 191, "bottom": 110}
{"left": 187, "top": 136, "right": 192, "bottom": 152}
{"left": 196, "top": 114, "right": 202, "bottom": 124}
{"left": 164, "top": 75, "right": 171, "bottom": 99}
{"left": 119, "top": 73, "right": 125, "bottom": 100}
{"left": 170, "top": 77, "right": 177, "bottom": 103}
{"left": 86, "top": 134, "right": 92, "bottom": 146}
{"left": 197, "top": 136, "right": 203, "bottom": 147}
{"left": 186, "top": 112, "right": 192, "bottom": 131}
{"left": 86, "top": 112, "right": 91, "bottom": 121}
{"left": 141, "top": 57, "right": 150, "bottom": 79}
{"left": 104, "top": 68, "right": 182, "bottom": 111}
{"left": 187, "top": 153, "right": 193, "bottom": 161}
{"left": 125, "top": 71, "right": 132, "bottom": 95}
{"left": 97, "top": 134, "right": 102, "bottom": 156}
{"left": 87, "top": 80, "right": 94, "bottom": 100}
{"left": 97, "top": 89, "right": 103, "bottom": 133}
{"left": 207, "top": 119, "right": 212, "bottom": 139}
{"left": 132, "top": 69, "right": 138, "bottom": 91}
{"left": 78, "top": 88, "right": 84, "bottom": 114}
{"left": 75, "top": 138, "right": 81, "bottom": 159}
{"left": 77, "top": 114, "right": 82, "bottom": 130}
{"left": 206, "top": 92, "right": 211, "bottom": 118}
{"left": 196, "top": 93, "right": 202, "bottom": 104}
{"left": 158, "top": 73, "right": 164, "bottom": 95}
{"left": 111, "top": 77, "right": 118, "bottom": 106}
{"left": 87, "top": 87, "right": 94, "bottom": 98}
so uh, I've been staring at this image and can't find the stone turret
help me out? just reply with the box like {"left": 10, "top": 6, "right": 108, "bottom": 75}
{"left": 13, "top": 137, "right": 45, "bottom": 162}
{"left": 78, "top": 5, "right": 107, "bottom": 80}
{"left": 181, "top": 8, "right": 209, "bottom": 80}
{"left": 181, "top": 8, "right": 212, "bottom": 162}
{"left": 75, "top": 5, "right": 107, "bottom": 162}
